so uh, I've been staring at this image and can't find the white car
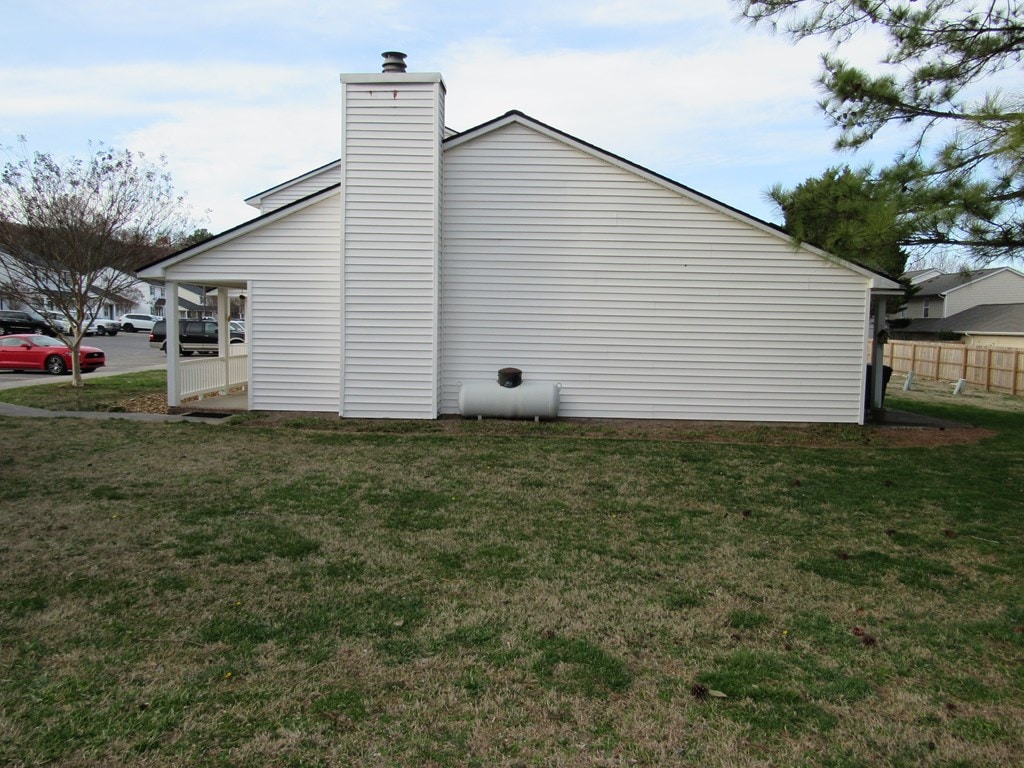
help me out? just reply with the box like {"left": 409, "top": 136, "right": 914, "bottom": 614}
{"left": 87, "top": 318, "right": 121, "bottom": 336}
{"left": 39, "top": 311, "right": 72, "bottom": 334}
{"left": 118, "top": 313, "right": 161, "bottom": 333}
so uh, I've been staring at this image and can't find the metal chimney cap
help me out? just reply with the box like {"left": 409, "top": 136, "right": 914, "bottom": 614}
{"left": 381, "top": 51, "right": 407, "bottom": 73}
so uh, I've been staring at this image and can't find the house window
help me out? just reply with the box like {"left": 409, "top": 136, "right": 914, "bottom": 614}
{"left": 923, "top": 299, "right": 930, "bottom": 318}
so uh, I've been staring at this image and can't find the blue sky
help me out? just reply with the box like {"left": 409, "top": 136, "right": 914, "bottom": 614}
{"left": 1, "top": 0, "right": 898, "bottom": 232}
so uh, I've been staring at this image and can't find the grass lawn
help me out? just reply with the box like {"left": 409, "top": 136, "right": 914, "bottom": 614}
{"left": 0, "top": 379, "right": 1021, "bottom": 766}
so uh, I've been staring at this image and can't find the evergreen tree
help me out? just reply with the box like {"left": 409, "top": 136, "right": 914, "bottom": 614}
{"left": 737, "top": 0, "right": 1024, "bottom": 262}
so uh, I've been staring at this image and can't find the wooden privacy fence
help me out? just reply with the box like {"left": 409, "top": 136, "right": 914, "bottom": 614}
{"left": 885, "top": 341, "right": 1024, "bottom": 396}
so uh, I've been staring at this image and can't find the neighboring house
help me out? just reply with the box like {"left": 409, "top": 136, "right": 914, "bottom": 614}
{"left": 148, "top": 282, "right": 239, "bottom": 319}
{"left": 892, "top": 303, "right": 1024, "bottom": 348}
{"left": 0, "top": 247, "right": 146, "bottom": 319}
{"left": 899, "top": 268, "right": 1024, "bottom": 321}
{"left": 138, "top": 54, "right": 901, "bottom": 424}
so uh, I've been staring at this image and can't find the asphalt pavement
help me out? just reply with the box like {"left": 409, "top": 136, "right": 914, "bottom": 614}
{"left": 0, "top": 330, "right": 166, "bottom": 390}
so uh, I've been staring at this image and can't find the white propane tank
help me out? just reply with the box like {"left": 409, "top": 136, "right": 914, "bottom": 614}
{"left": 458, "top": 380, "right": 560, "bottom": 420}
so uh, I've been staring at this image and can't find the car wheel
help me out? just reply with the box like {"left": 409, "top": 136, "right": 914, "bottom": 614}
{"left": 181, "top": 349, "right": 194, "bottom": 357}
{"left": 0, "top": 325, "right": 8, "bottom": 335}
{"left": 107, "top": 331, "right": 118, "bottom": 336}
{"left": 45, "top": 355, "right": 68, "bottom": 375}
{"left": 123, "top": 323, "right": 135, "bottom": 332}
{"left": 95, "top": 327, "right": 106, "bottom": 336}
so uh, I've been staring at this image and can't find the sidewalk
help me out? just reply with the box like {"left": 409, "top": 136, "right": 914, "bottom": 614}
{"left": 0, "top": 401, "right": 227, "bottom": 423}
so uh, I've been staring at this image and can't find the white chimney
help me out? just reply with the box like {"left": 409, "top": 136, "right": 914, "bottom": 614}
{"left": 338, "top": 54, "right": 446, "bottom": 418}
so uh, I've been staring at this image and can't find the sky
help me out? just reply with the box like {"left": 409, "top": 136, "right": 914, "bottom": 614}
{"left": 0, "top": 0, "right": 901, "bottom": 234}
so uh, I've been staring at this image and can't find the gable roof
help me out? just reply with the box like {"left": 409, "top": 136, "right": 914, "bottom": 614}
{"left": 142, "top": 109, "right": 901, "bottom": 292}
{"left": 911, "top": 267, "right": 1024, "bottom": 298}
{"left": 901, "top": 303, "right": 1024, "bottom": 335}
{"left": 446, "top": 111, "right": 902, "bottom": 292}
{"left": 903, "top": 268, "right": 943, "bottom": 284}
{"left": 243, "top": 159, "right": 342, "bottom": 209}
{"left": 137, "top": 184, "right": 341, "bottom": 277}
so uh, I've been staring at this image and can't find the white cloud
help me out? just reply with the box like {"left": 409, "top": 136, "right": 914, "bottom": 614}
{"left": 121, "top": 98, "right": 340, "bottom": 231}
{"left": 440, "top": 37, "right": 828, "bottom": 175}
{"left": 1, "top": 1, "right": 908, "bottom": 233}
{"left": 565, "top": 0, "right": 722, "bottom": 26}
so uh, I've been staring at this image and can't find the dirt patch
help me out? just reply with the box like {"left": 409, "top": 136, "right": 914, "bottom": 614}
{"left": 113, "top": 375, "right": 1000, "bottom": 449}
{"left": 866, "top": 425, "right": 995, "bottom": 448}
{"left": 118, "top": 393, "right": 170, "bottom": 414}
{"left": 888, "top": 371, "right": 1024, "bottom": 413}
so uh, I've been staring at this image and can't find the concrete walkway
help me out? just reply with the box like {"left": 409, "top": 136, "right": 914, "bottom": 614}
{"left": 0, "top": 401, "right": 229, "bottom": 423}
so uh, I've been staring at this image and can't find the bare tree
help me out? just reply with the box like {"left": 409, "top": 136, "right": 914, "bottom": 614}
{"left": 0, "top": 138, "right": 193, "bottom": 385}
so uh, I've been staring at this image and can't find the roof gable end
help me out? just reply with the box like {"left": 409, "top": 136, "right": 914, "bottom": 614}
{"left": 445, "top": 110, "right": 900, "bottom": 292}
{"left": 138, "top": 184, "right": 340, "bottom": 277}
{"left": 244, "top": 159, "right": 341, "bottom": 209}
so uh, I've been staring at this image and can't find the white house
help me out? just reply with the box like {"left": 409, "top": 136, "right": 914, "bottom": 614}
{"left": 138, "top": 53, "right": 901, "bottom": 424}
{"left": 0, "top": 248, "right": 149, "bottom": 320}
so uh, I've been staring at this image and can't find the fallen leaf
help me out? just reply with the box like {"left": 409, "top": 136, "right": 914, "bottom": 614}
{"left": 708, "top": 690, "right": 728, "bottom": 698}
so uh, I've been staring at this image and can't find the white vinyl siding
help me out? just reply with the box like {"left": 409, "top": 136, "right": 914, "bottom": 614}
{"left": 166, "top": 193, "right": 342, "bottom": 412}
{"left": 341, "top": 78, "right": 443, "bottom": 418}
{"left": 440, "top": 123, "right": 870, "bottom": 423}
{"left": 945, "top": 271, "right": 1024, "bottom": 316}
{"left": 256, "top": 164, "right": 341, "bottom": 214}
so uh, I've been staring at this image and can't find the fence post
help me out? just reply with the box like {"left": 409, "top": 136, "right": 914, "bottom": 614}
{"left": 985, "top": 349, "right": 992, "bottom": 392}
{"left": 1014, "top": 351, "right": 1021, "bottom": 396}
{"left": 961, "top": 346, "right": 968, "bottom": 381}
{"left": 910, "top": 343, "right": 917, "bottom": 375}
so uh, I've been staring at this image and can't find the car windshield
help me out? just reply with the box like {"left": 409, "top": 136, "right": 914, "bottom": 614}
{"left": 27, "top": 335, "right": 65, "bottom": 347}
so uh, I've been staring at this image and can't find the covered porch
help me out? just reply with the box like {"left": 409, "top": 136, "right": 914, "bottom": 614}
{"left": 162, "top": 281, "right": 250, "bottom": 409}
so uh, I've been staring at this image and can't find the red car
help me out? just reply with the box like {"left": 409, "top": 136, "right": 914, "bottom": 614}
{"left": 0, "top": 334, "right": 106, "bottom": 375}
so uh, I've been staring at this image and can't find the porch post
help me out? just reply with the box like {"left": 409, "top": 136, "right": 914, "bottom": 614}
{"left": 217, "top": 287, "right": 230, "bottom": 395}
{"left": 166, "top": 282, "right": 180, "bottom": 407}
{"left": 871, "top": 296, "right": 887, "bottom": 411}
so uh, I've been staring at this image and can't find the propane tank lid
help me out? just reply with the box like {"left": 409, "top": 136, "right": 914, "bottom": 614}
{"left": 497, "top": 367, "right": 523, "bottom": 388}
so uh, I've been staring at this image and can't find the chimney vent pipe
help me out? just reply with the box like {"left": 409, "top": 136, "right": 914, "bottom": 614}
{"left": 381, "top": 51, "right": 407, "bottom": 73}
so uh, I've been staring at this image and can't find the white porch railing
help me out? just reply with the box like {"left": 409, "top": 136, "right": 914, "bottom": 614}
{"left": 178, "top": 344, "right": 248, "bottom": 400}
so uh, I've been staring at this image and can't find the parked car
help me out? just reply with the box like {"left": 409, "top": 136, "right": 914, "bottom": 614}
{"left": 86, "top": 318, "right": 121, "bottom": 336}
{"left": 118, "top": 313, "right": 161, "bottom": 333}
{"left": 149, "top": 319, "right": 245, "bottom": 356}
{"left": 0, "top": 310, "right": 57, "bottom": 336}
{"left": 39, "top": 310, "right": 73, "bottom": 335}
{"left": 0, "top": 334, "right": 106, "bottom": 374}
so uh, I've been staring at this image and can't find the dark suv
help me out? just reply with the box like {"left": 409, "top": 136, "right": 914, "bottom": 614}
{"left": 0, "top": 310, "right": 56, "bottom": 336}
{"left": 149, "top": 319, "right": 245, "bottom": 355}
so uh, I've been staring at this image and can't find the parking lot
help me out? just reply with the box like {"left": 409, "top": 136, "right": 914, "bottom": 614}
{"left": 0, "top": 329, "right": 167, "bottom": 389}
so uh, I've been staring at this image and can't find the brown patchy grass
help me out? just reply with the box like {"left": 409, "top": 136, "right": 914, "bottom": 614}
{"left": 1, "top": 396, "right": 1022, "bottom": 767}
{"left": 888, "top": 370, "right": 1024, "bottom": 413}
